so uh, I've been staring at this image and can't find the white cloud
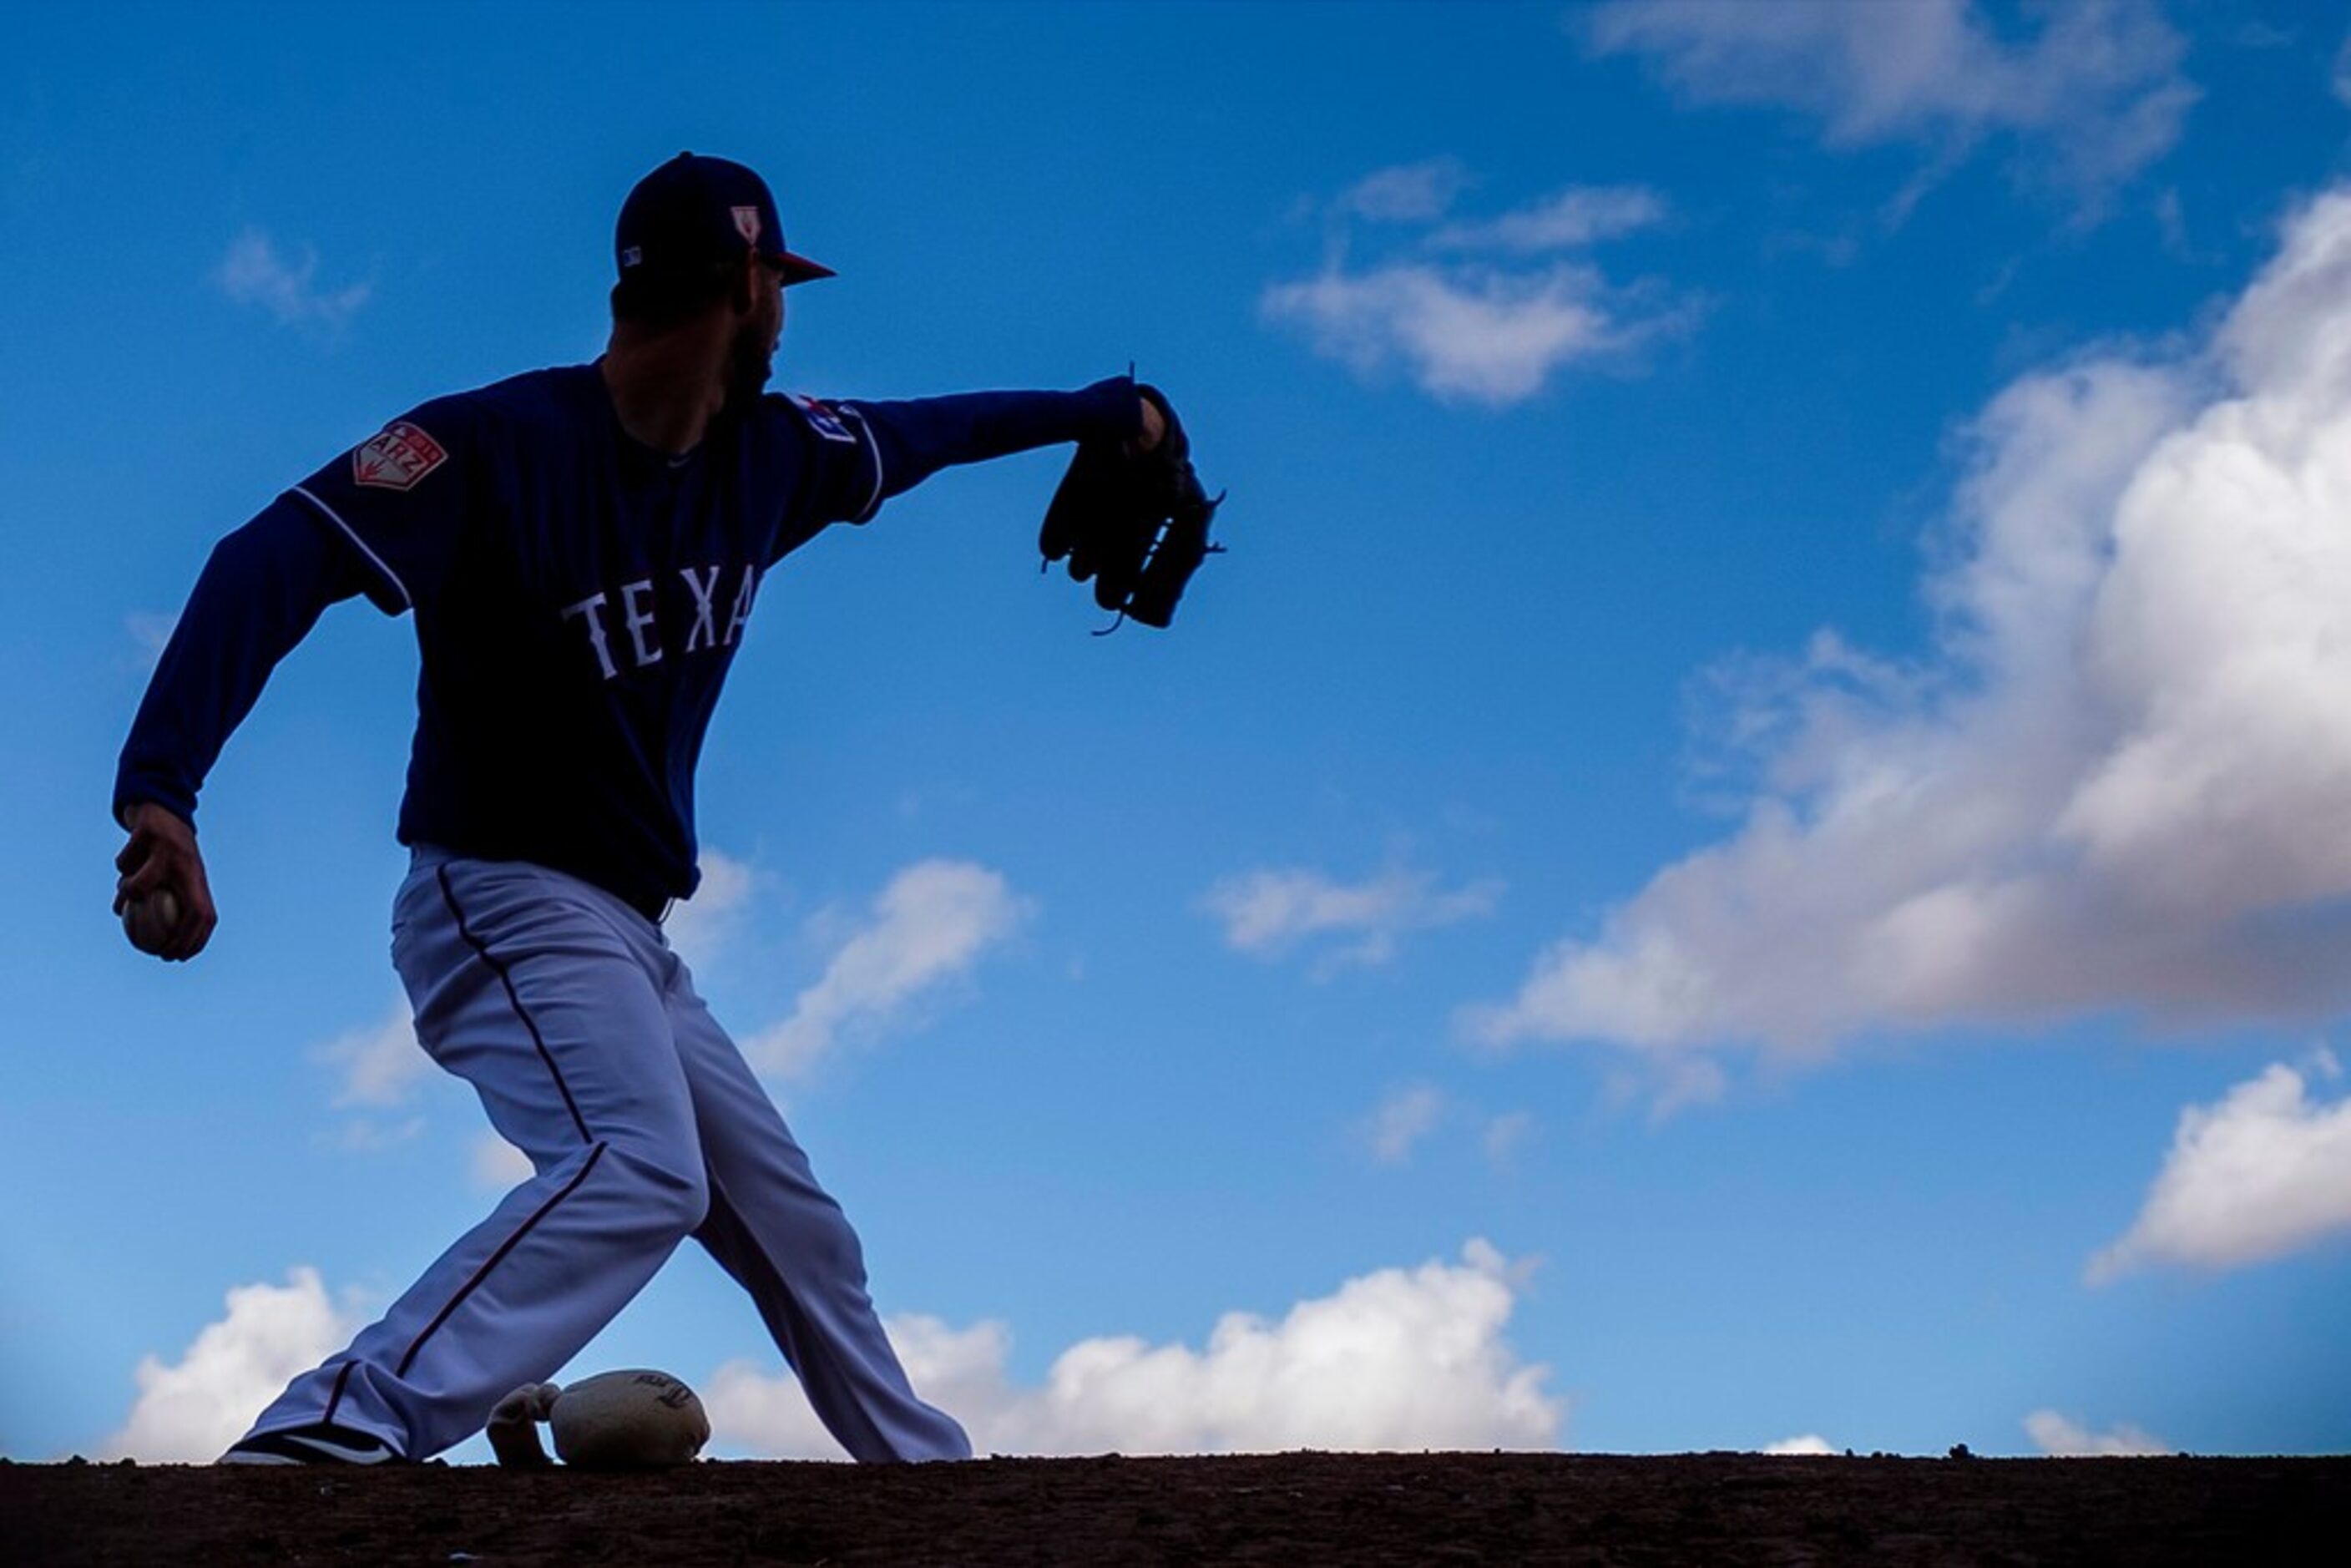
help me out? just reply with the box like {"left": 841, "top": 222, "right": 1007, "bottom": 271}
{"left": 744, "top": 859, "right": 1030, "bottom": 1077}
{"left": 2089, "top": 1052, "right": 2351, "bottom": 1282}
{"left": 1332, "top": 162, "right": 1663, "bottom": 250}
{"left": 706, "top": 1240, "right": 1559, "bottom": 1457}
{"left": 1430, "top": 185, "right": 1667, "bottom": 254}
{"left": 102, "top": 1269, "right": 359, "bottom": 1461}
{"left": 664, "top": 848, "right": 756, "bottom": 974}
{"left": 1762, "top": 1433, "right": 1837, "bottom": 1455}
{"left": 310, "top": 1004, "right": 443, "bottom": 1154}
{"left": 1363, "top": 1084, "right": 1448, "bottom": 1165}
{"left": 2024, "top": 1409, "right": 2171, "bottom": 1457}
{"left": 1263, "top": 260, "right": 1685, "bottom": 407}
{"left": 1268, "top": 166, "right": 1691, "bottom": 407}
{"left": 471, "top": 1130, "right": 536, "bottom": 1191}
{"left": 1339, "top": 158, "right": 1476, "bottom": 224}
{"left": 1483, "top": 1110, "right": 1536, "bottom": 1165}
{"left": 1585, "top": 0, "right": 2196, "bottom": 210}
{"left": 313, "top": 1001, "right": 427, "bottom": 1109}
{"left": 1203, "top": 863, "right": 1501, "bottom": 969}
{"left": 214, "top": 229, "right": 372, "bottom": 333}
{"left": 1467, "top": 187, "right": 2351, "bottom": 1064}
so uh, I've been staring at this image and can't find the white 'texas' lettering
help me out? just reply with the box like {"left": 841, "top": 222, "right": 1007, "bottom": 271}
{"left": 680, "top": 564, "right": 723, "bottom": 654}
{"left": 564, "top": 565, "right": 758, "bottom": 681}
{"left": 562, "top": 592, "right": 617, "bottom": 680}
{"left": 621, "top": 579, "right": 664, "bottom": 668}
{"left": 725, "top": 564, "right": 760, "bottom": 647}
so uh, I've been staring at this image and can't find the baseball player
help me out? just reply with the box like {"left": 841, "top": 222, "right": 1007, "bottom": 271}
{"left": 110, "top": 152, "right": 1181, "bottom": 1465}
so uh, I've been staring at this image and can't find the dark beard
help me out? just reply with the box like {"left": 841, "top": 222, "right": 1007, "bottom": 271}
{"left": 723, "top": 329, "right": 774, "bottom": 412}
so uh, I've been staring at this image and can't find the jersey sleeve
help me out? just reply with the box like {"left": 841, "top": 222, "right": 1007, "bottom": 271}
{"left": 284, "top": 396, "right": 478, "bottom": 615}
{"left": 771, "top": 392, "right": 887, "bottom": 532}
{"left": 761, "top": 377, "right": 1144, "bottom": 551}
{"left": 845, "top": 377, "right": 1143, "bottom": 508}
{"left": 112, "top": 496, "right": 372, "bottom": 827}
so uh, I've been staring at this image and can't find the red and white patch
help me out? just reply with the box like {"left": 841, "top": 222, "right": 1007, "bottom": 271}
{"left": 796, "top": 395, "right": 857, "bottom": 443}
{"left": 731, "top": 205, "right": 762, "bottom": 245}
{"left": 351, "top": 421, "right": 447, "bottom": 491}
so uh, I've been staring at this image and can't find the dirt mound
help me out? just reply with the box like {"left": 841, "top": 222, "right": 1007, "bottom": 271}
{"left": 5, "top": 1450, "right": 2343, "bottom": 1565}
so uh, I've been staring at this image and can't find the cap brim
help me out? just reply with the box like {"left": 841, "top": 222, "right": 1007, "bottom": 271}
{"left": 777, "top": 250, "right": 836, "bottom": 285}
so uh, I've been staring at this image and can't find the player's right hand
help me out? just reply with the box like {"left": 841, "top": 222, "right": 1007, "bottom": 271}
{"left": 114, "top": 802, "right": 218, "bottom": 961}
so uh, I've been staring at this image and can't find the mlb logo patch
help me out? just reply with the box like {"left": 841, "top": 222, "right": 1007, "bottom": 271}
{"left": 732, "top": 205, "right": 762, "bottom": 245}
{"left": 352, "top": 421, "right": 448, "bottom": 491}
{"left": 796, "top": 395, "right": 857, "bottom": 443}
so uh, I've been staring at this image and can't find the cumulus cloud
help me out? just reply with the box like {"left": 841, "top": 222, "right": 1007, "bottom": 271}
{"left": 103, "top": 1269, "right": 359, "bottom": 1461}
{"left": 1762, "top": 1433, "right": 1837, "bottom": 1455}
{"left": 1269, "top": 263, "right": 1692, "bottom": 411}
{"left": 1265, "top": 263, "right": 1658, "bottom": 406}
{"left": 744, "top": 859, "right": 1030, "bottom": 1077}
{"left": 1468, "top": 187, "right": 2351, "bottom": 1069}
{"left": 2024, "top": 1409, "right": 2171, "bottom": 1457}
{"left": 706, "top": 1241, "right": 1559, "bottom": 1457}
{"left": 1363, "top": 1084, "right": 1448, "bottom": 1165}
{"left": 1203, "top": 863, "right": 1501, "bottom": 970}
{"left": 1266, "top": 164, "right": 1691, "bottom": 407}
{"left": 1585, "top": 0, "right": 2195, "bottom": 211}
{"left": 2089, "top": 1052, "right": 2351, "bottom": 1282}
{"left": 664, "top": 848, "right": 756, "bottom": 974}
{"left": 215, "top": 229, "right": 372, "bottom": 334}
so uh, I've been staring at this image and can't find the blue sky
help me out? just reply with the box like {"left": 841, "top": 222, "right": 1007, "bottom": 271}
{"left": 7, "top": 0, "right": 2351, "bottom": 1463}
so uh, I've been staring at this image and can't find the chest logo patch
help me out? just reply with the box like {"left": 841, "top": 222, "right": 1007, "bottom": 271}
{"left": 796, "top": 395, "right": 857, "bottom": 443}
{"left": 352, "top": 421, "right": 448, "bottom": 491}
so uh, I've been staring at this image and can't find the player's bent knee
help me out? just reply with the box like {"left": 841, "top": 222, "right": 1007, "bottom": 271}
{"left": 604, "top": 1146, "right": 712, "bottom": 1237}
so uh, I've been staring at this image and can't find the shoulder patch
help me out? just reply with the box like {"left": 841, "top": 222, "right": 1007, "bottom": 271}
{"left": 795, "top": 395, "right": 858, "bottom": 444}
{"left": 352, "top": 421, "right": 448, "bottom": 491}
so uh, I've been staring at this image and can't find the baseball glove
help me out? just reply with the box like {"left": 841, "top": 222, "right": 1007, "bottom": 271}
{"left": 1039, "top": 383, "right": 1224, "bottom": 630}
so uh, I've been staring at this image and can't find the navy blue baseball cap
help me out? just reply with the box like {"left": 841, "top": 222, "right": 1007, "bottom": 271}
{"left": 615, "top": 152, "right": 835, "bottom": 285}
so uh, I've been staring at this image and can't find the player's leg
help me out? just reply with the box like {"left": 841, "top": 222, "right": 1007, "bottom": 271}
{"left": 664, "top": 959, "right": 972, "bottom": 1462}
{"left": 235, "top": 854, "right": 709, "bottom": 1462}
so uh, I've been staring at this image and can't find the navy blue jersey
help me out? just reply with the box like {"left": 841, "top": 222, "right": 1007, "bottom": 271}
{"left": 117, "top": 364, "right": 1140, "bottom": 915}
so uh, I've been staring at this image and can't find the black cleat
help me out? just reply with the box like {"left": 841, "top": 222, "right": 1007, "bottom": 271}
{"left": 220, "top": 1420, "right": 406, "bottom": 1466}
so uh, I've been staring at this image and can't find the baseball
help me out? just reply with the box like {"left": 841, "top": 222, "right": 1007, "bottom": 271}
{"left": 547, "top": 1368, "right": 709, "bottom": 1469}
{"left": 123, "top": 888, "right": 179, "bottom": 955}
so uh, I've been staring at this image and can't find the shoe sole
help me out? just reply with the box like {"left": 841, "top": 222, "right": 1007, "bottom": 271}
{"left": 220, "top": 1429, "right": 402, "bottom": 1466}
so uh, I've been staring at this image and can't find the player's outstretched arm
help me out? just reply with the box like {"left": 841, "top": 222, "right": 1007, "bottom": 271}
{"left": 814, "top": 377, "right": 1150, "bottom": 521}
{"left": 111, "top": 498, "right": 372, "bottom": 960}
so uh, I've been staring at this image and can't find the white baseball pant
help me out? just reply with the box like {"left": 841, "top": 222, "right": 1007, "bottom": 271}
{"left": 240, "top": 847, "right": 971, "bottom": 1463}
